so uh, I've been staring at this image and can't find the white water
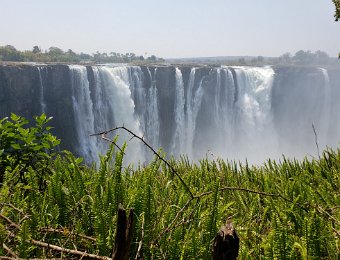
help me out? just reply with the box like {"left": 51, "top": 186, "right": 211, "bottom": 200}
{"left": 64, "top": 64, "right": 337, "bottom": 165}
{"left": 37, "top": 67, "right": 47, "bottom": 113}
{"left": 184, "top": 68, "right": 207, "bottom": 158}
{"left": 229, "top": 66, "right": 278, "bottom": 162}
{"left": 145, "top": 68, "right": 160, "bottom": 148}
{"left": 319, "top": 68, "right": 331, "bottom": 148}
{"left": 69, "top": 65, "right": 98, "bottom": 163}
{"left": 96, "top": 66, "right": 145, "bottom": 163}
{"left": 172, "top": 68, "right": 186, "bottom": 154}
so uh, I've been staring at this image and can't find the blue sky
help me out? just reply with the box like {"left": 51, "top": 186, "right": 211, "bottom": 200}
{"left": 1, "top": 0, "right": 339, "bottom": 58}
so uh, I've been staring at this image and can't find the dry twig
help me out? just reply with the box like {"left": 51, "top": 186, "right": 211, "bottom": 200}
{"left": 91, "top": 126, "right": 194, "bottom": 198}
{"left": 2, "top": 243, "right": 18, "bottom": 258}
{"left": 135, "top": 214, "right": 145, "bottom": 260}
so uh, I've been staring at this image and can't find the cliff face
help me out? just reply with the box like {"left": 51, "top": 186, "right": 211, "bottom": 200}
{"left": 0, "top": 64, "right": 77, "bottom": 151}
{"left": 0, "top": 64, "right": 41, "bottom": 120}
{"left": 0, "top": 63, "right": 339, "bottom": 163}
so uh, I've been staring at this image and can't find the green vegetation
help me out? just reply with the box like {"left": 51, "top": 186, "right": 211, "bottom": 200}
{"left": 0, "top": 115, "right": 339, "bottom": 259}
{"left": 232, "top": 50, "right": 334, "bottom": 66}
{"left": 277, "top": 50, "right": 333, "bottom": 66}
{"left": 169, "top": 50, "right": 338, "bottom": 67}
{"left": 0, "top": 45, "right": 164, "bottom": 63}
{"left": 0, "top": 114, "right": 60, "bottom": 189}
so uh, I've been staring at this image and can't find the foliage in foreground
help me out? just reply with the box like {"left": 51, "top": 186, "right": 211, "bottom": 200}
{"left": 0, "top": 115, "right": 339, "bottom": 259}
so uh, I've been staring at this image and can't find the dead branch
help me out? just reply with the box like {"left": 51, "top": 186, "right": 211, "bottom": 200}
{"left": 91, "top": 126, "right": 194, "bottom": 199}
{"left": 312, "top": 124, "right": 320, "bottom": 159}
{"left": 30, "top": 239, "right": 111, "bottom": 260}
{"left": 100, "top": 133, "right": 124, "bottom": 154}
{"left": 135, "top": 214, "right": 145, "bottom": 260}
{"left": 0, "top": 203, "right": 25, "bottom": 215}
{"left": 212, "top": 221, "right": 239, "bottom": 260}
{"left": 0, "top": 213, "right": 20, "bottom": 230}
{"left": 0, "top": 215, "right": 110, "bottom": 260}
{"left": 2, "top": 243, "right": 18, "bottom": 258}
{"left": 151, "top": 197, "right": 198, "bottom": 246}
{"left": 39, "top": 227, "right": 96, "bottom": 242}
{"left": 194, "top": 186, "right": 308, "bottom": 212}
{"left": 112, "top": 206, "right": 134, "bottom": 260}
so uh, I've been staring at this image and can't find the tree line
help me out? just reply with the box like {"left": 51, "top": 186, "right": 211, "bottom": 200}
{"left": 0, "top": 45, "right": 165, "bottom": 63}
{"left": 276, "top": 50, "right": 334, "bottom": 65}
{"left": 212, "top": 50, "right": 336, "bottom": 67}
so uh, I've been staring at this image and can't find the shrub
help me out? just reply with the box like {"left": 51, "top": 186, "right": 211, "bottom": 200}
{"left": 0, "top": 113, "right": 60, "bottom": 189}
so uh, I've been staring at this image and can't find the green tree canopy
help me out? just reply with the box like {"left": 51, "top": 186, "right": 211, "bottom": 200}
{"left": 32, "top": 45, "right": 41, "bottom": 54}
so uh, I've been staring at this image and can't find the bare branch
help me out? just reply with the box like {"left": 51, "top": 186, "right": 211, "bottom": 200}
{"left": 0, "top": 213, "right": 20, "bottom": 230}
{"left": 312, "top": 124, "right": 321, "bottom": 159}
{"left": 39, "top": 227, "right": 96, "bottom": 242}
{"left": 100, "top": 133, "right": 124, "bottom": 154}
{"left": 0, "top": 203, "right": 25, "bottom": 215}
{"left": 151, "top": 197, "right": 198, "bottom": 246}
{"left": 30, "top": 239, "right": 111, "bottom": 260}
{"left": 135, "top": 214, "right": 145, "bottom": 260}
{"left": 91, "top": 126, "right": 194, "bottom": 198}
{"left": 2, "top": 243, "right": 18, "bottom": 258}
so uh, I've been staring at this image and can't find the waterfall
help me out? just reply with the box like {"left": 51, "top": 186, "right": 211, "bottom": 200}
{"left": 37, "top": 67, "right": 47, "bottom": 114}
{"left": 184, "top": 68, "right": 207, "bottom": 158}
{"left": 172, "top": 68, "right": 186, "bottom": 154}
{"left": 228, "top": 66, "right": 277, "bottom": 161}
{"left": 69, "top": 65, "right": 98, "bottom": 163}
{"left": 214, "top": 68, "right": 222, "bottom": 124}
{"left": 319, "top": 68, "right": 331, "bottom": 148}
{"left": 65, "top": 65, "right": 336, "bottom": 164}
{"left": 145, "top": 68, "right": 160, "bottom": 148}
{"left": 96, "top": 66, "right": 145, "bottom": 163}
{"left": 212, "top": 67, "right": 237, "bottom": 158}
{"left": 1, "top": 63, "right": 334, "bottom": 165}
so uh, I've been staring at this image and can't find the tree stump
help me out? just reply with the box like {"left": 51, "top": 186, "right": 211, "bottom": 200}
{"left": 112, "top": 205, "right": 134, "bottom": 260}
{"left": 212, "top": 221, "right": 239, "bottom": 260}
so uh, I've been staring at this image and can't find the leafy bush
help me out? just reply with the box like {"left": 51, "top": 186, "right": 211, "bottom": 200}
{"left": 0, "top": 115, "right": 339, "bottom": 259}
{"left": 0, "top": 113, "right": 60, "bottom": 189}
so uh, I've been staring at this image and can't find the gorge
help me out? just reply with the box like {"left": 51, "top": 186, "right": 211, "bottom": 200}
{"left": 1, "top": 63, "right": 339, "bottom": 164}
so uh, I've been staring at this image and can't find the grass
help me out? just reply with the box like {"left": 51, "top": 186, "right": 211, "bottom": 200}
{"left": 0, "top": 141, "right": 339, "bottom": 259}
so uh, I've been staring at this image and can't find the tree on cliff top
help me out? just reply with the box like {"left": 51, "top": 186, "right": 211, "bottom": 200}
{"left": 333, "top": 0, "right": 340, "bottom": 21}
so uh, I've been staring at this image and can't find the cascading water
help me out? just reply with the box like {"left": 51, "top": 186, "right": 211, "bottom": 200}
{"left": 37, "top": 67, "right": 47, "bottom": 114}
{"left": 69, "top": 65, "right": 98, "bottom": 163}
{"left": 145, "top": 68, "right": 160, "bottom": 148}
{"left": 172, "top": 68, "right": 186, "bottom": 154}
{"left": 94, "top": 66, "right": 144, "bottom": 163}
{"left": 230, "top": 66, "right": 278, "bottom": 161}
{"left": 184, "top": 68, "right": 196, "bottom": 157}
{"left": 5, "top": 63, "right": 334, "bottom": 165}
{"left": 319, "top": 68, "right": 331, "bottom": 148}
{"left": 183, "top": 68, "right": 207, "bottom": 158}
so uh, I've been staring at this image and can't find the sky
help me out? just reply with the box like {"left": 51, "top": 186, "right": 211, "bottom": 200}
{"left": 1, "top": 0, "right": 339, "bottom": 58}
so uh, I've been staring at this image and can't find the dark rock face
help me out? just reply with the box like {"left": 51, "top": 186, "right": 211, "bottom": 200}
{"left": 0, "top": 64, "right": 41, "bottom": 121}
{"left": 194, "top": 68, "right": 217, "bottom": 155}
{"left": 0, "top": 64, "right": 77, "bottom": 152}
{"left": 43, "top": 65, "right": 78, "bottom": 151}
{"left": 155, "top": 66, "right": 176, "bottom": 151}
